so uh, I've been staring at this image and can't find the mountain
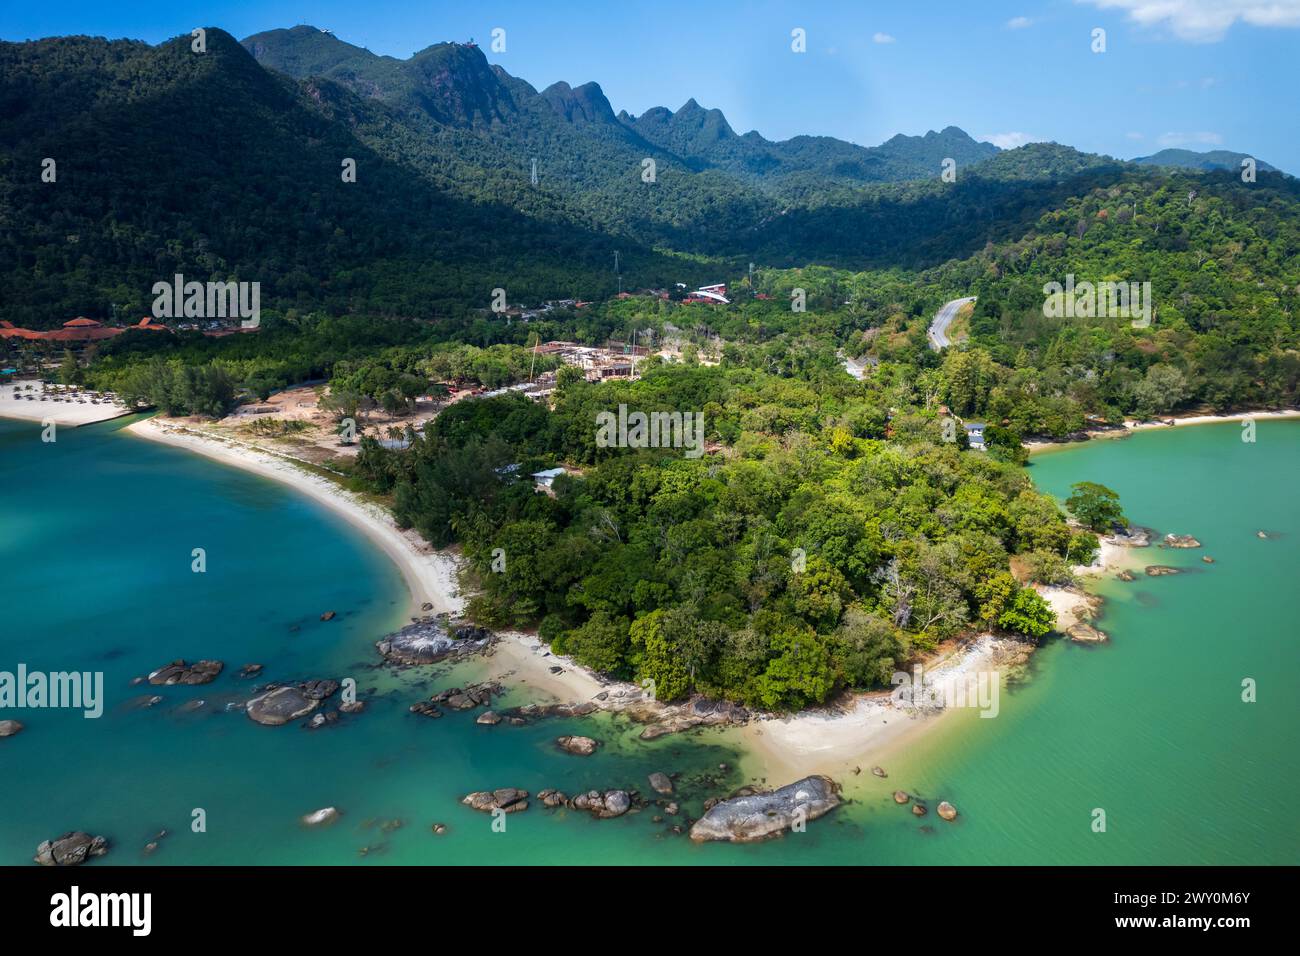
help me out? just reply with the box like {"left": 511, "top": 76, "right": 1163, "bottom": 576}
{"left": 1133, "top": 148, "right": 1279, "bottom": 174}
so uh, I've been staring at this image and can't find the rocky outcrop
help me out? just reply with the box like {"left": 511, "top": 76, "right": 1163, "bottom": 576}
{"left": 433, "top": 683, "right": 500, "bottom": 710}
{"left": 1066, "top": 622, "right": 1108, "bottom": 643}
{"left": 557, "top": 735, "right": 599, "bottom": 755}
{"left": 648, "top": 772, "right": 674, "bottom": 795}
{"left": 376, "top": 617, "right": 492, "bottom": 665}
{"left": 0, "top": 719, "right": 23, "bottom": 737}
{"left": 237, "top": 663, "right": 264, "bottom": 679}
{"left": 476, "top": 711, "right": 502, "bottom": 725}
{"left": 1112, "top": 525, "right": 1152, "bottom": 547}
{"left": 1145, "top": 565, "right": 1181, "bottom": 576}
{"left": 503, "top": 701, "right": 597, "bottom": 721}
{"left": 409, "top": 701, "right": 442, "bottom": 718}
{"left": 1116, "top": 569, "right": 1136, "bottom": 582}
{"left": 462, "top": 788, "right": 529, "bottom": 813}
{"left": 537, "top": 789, "right": 569, "bottom": 809}
{"left": 300, "top": 679, "right": 340, "bottom": 700}
{"left": 691, "top": 776, "right": 840, "bottom": 842}
{"left": 147, "top": 659, "right": 223, "bottom": 685}
{"left": 635, "top": 696, "right": 750, "bottom": 740}
{"left": 246, "top": 685, "right": 320, "bottom": 725}
{"left": 571, "top": 789, "right": 631, "bottom": 818}
{"left": 301, "top": 807, "right": 339, "bottom": 827}
{"left": 1163, "top": 534, "right": 1201, "bottom": 548}
{"left": 34, "top": 831, "right": 109, "bottom": 866}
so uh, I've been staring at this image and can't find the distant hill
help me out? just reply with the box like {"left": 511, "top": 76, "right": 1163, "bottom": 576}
{"left": 1133, "top": 148, "right": 1280, "bottom": 174}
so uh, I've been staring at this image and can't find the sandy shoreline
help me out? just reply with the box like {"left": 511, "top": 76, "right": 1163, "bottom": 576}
{"left": 1027, "top": 408, "right": 1300, "bottom": 451}
{"left": 126, "top": 417, "right": 463, "bottom": 619}
{"left": 0, "top": 383, "right": 133, "bottom": 427}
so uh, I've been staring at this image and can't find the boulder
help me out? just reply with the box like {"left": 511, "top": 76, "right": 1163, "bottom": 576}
{"left": 320, "top": 611, "right": 336, "bottom": 621}
{"left": 147, "top": 659, "right": 223, "bottom": 686}
{"left": 690, "top": 775, "right": 841, "bottom": 843}
{"left": 571, "top": 789, "right": 631, "bottom": 818}
{"left": 1202, "top": 556, "right": 1215, "bottom": 564}
{"left": 912, "top": 803, "right": 928, "bottom": 817}
{"left": 237, "top": 663, "right": 264, "bottom": 679}
{"left": 0, "top": 719, "right": 23, "bottom": 737}
{"left": 409, "top": 701, "right": 442, "bottom": 718}
{"left": 462, "top": 788, "right": 529, "bottom": 813}
{"left": 537, "top": 789, "right": 568, "bottom": 809}
{"left": 34, "top": 832, "right": 109, "bottom": 866}
{"left": 1116, "top": 569, "right": 1136, "bottom": 582}
{"left": 300, "top": 679, "right": 340, "bottom": 700}
{"left": 339, "top": 700, "right": 365, "bottom": 714}
{"left": 246, "top": 685, "right": 320, "bottom": 726}
{"left": 871, "top": 766, "right": 888, "bottom": 778}
{"left": 1163, "top": 534, "right": 1201, "bottom": 548}
{"left": 557, "top": 735, "right": 599, "bottom": 756}
{"left": 376, "top": 620, "right": 459, "bottom": 665}
{"left": 1145, "top": 565, "right": 1181, "bottom": 576}
{"left": 937, "top": 801, "right": 959, "bottom": 821}
{"left": 476, "top": 711, "right": 502, "bottom": 726}
{"left": 301, "top": 807, "right": 339, "bottom": 827}
{"left": 893, "top": 790, "right": 910, "bottom": 805}
{"left": 431, "top": 823, "right": 447, "bottom": 835}
{"left": 648, "top": 771, "right": 674, "bottom": 795}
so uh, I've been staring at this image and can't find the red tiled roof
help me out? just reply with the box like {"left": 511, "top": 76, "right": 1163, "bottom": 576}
{"left": 63, "top": 317, "right": 102, "bottom": 328}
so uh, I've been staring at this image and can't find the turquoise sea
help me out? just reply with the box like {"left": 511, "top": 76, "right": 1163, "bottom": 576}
{"left": 1, "top": 416, "right": 1296, "bottom": 864}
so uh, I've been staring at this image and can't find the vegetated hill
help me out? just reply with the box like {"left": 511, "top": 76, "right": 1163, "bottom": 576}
{"left": 1134, "top": 148, "right": 1280, "bottom": 175}
{"left": 0, "top": 29, "right": 692, "bottom": 328}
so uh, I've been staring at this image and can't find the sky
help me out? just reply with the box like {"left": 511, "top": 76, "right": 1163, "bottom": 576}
{"left": 3, "top": 0, "right": 1299, "bottom": 171}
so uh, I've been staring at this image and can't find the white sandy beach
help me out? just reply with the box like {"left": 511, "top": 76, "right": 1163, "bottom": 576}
{"left": 126, "top": 417, "right": 463, "bottom": 618}
{"left": 0, "top": 383, "right": 132, "bottom": 427}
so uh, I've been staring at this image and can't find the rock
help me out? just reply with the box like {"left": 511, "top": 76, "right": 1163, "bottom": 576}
{"left": 34, "top": 832, "right": 109, "bottom": 866}
{"left": 537, "top": 789, "right": 568, "bottom": 809}
{"left": 1066, "top": 622, "right": 1108, "bottom": 643}
{"left": 1164, "top": 534, "right": 1201, "bottom": 548}
{"left": 937, "top": 801, "right": 958, "bottom": 821}
{"left": 476, "top": 710, "right": 502, "bottom": 726}
{"left": 247, "top": 685, "right": 320, "bottom": 726}
{"left": 602, "top": 790, "right": 631, "bottom": 817}
{"left": 664, "top": 802, "right": 679, "bottom": 816}
{"left": 1112, "top": 525, "right": 1152, "bottom": 547}
{"left": 462, "top": 788, "right": 529, "bottom": 813}
{"left": 339, "top": 700, "right": 365, "bottom": 714}
{"left": 504, "top": 701, "right": 597, "bottom": 722}
{"left": 557, "top": 735, "right": 599, "bottom": 756}
{"left": 1256, "top": 530, "right": 1271, "bottom": 540}
{"left": 300, "top": 679, "right": 340, "bottom": 700}
{"left": 320, "top": 611, "right": 336, "bottom": 621}
{"left": 409, "top": 701, "right": 442, "bottom": 718}
{"left": 421, "top": 602, "right": 434, "bottom": 612}
{"left": 237, "top": 663, "right": 264, "bottom": 679}
{"left": 431, "top": 823, "right": 447, "bottom": 835}
{"left": 871, "top": 766, "right": 887, "bottom": 778}
{"left": 548, "top": 665, "right": 564, "bottom": 674}
{"left": 301, "top": 807, "right": 340, "bottom": 827}
{"left": 0, "top": 719, "right": 23, "bottom": 737}
{"left": 1145, "top": 565, "right": 1181, "bottom": 576}
{"left": 147, "top": 659, "right": 223, "bottom": 686}
{"left": 648, "top": 771, "right": 674, "bottom": 795}
{"left": 177, "top": 699, "right": 206, "bottom": 713}
{"left": 893, "top": 790, "right": 910, "bottom": 805}
{"left": 1202, "top": 555, "right": 1215, "bottom": 564}
{"left": 690, "top": 776, "right": 841, "bottom": 843}
{"left": 912, "top": 803, "right": 928, "bottom": 817}
{"left": 1116, "top": 569, "right": 1136, "bottom": 582}
{"left": 571, "top": 789, "right": 631, "bottom": 818}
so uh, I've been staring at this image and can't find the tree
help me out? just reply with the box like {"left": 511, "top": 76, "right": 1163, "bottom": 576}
{"left": 997, "top": 587, "right": 1055, "bottom": 638}
{"left": 1064, "top": 481, "right": 1125, "bottom": 532}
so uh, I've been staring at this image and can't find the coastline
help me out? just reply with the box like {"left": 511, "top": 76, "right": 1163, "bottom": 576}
{"left": 123, "top": 412, "right": 1133, "bottom": 788}
{"left": 125, "top": 416, "right": 463, "bottom": 619}
{"left": 1026, "top": 407, "right": 1300, "bottom": 452}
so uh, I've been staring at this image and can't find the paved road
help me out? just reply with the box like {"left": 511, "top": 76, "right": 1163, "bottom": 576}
{"left": 927, "top": 296, "right": 976, "bottom": 351}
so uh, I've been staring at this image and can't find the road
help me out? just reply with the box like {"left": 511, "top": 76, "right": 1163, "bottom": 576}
{"left": 927, "top": 296, "right": 976, "bottom": 351}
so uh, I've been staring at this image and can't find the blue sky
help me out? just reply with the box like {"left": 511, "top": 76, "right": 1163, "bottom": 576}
{"left": 4, "top": 0, "right": 1298, "bottom": 170}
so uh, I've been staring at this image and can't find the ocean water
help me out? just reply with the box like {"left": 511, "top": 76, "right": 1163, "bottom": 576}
{"left": 1, "top": 416, "right": 1295, "bottom": 865}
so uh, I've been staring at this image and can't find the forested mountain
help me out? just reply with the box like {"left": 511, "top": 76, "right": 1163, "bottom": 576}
{"left": 1134, "top": 148, "right": 1279, "bottom": 174}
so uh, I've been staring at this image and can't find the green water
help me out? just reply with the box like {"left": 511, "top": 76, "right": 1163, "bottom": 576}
{"left": 1, "top": 417, "right": 1296, "bottom": 864}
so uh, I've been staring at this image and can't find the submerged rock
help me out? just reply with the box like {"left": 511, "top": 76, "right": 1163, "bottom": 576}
{"left": 557, "top": 735, "right": 599, "bottom": 755}
{"left": 690, "top": 776, "right": 840, "bottom": 842}
{"left": 648, "top": 772, "right": 674, "bottom": 795}
{"left": 409, "top": 701, "right": 442, "bottom": 718}
{"left": 320, "top": 610, "right": 336, "bottom": 621}
{"left": 301, "top": 807, "right": 340, "bottom": 827}
{"left": 1116, "top": 569, "right": 1136, "bottom": 582}
{"left": 147, "top": 659, "right": 223, "bottom": 685}
{"left": 246, "top": 685, "right": 320, "bottom": 726}
{"left": 1066, "top": 622, "right": 1108, "bottom": 643}
{"left": 35, "top": 831, "right": 109, "bottom": 866}
{"left": 237, "top": 663, "right": 264, "bottom": 679}
{"left": 871, "top": 766, "right": 888, "bottom": 778}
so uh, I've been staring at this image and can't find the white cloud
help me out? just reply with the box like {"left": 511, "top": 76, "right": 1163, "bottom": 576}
{"left": 1007, "top": 16, "right": 1034, "bottom": 29}
{"left": 872, "top": 32, "right": 896, "bottom": 43}
{"left": 1156, "top": 130, "right": 1224, "bottom": 147}
{"left": 1078, "top": 0, "right": 1300, "bottom": 43}
{"left": 981, "top": 131, "right": 1043, "bottom": 149}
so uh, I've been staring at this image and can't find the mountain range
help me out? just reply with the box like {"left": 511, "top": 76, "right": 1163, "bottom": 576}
{"left": 0, "top": 24, "right": 1288, "bottom": 329}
